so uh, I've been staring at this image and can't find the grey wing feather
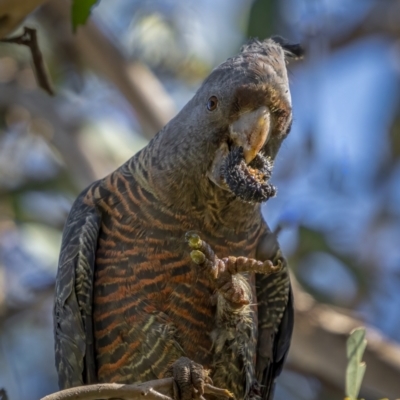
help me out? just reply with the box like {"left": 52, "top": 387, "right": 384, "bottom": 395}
{"left": 257, "top": 285, "right": 293, "bottom": 400}
{"left": 54, "top": 190, "right": 101, "bottom": 389}
{"left": 256, "top": 229, "right": 294, "bottom": 400}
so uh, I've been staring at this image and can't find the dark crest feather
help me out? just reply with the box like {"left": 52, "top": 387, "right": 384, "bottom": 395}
{"left": 240, "top": 36, "right": 304, "bottom": 60}
{"left": 271, "top": 35, "right": 304, "bottom": 59}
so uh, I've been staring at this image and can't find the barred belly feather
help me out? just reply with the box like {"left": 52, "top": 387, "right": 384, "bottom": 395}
{"left": 87, "top": 166, "right": 264, "bottom": 397}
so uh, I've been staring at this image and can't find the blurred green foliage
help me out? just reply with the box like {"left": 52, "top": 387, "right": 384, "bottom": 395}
{"left": 345, "top": 327, "right": 367, "bottom": 400}
{"left": 71, "top": 0, "right": 100, "bottom": 31}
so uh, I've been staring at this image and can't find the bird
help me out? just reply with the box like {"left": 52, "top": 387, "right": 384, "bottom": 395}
{"left": 54, "top": 37, "right": 303, "bottom": 400}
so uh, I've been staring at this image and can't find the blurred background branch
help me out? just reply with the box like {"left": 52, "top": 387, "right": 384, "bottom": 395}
{"left": 42, "top": 0, "right": 176, "bottom": 139}
{"left": 290, "top": 277, "right": 400, "bottom": 399}
{"left": 331, "top": 0, "right": 400, "bottom": 49}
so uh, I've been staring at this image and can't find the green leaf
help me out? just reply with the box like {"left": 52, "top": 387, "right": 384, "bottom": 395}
{"left": 345, "top": 327, "right": 367, "bottom": 400}
{"left": 71, "top": 0, "right": 100, "bottom": 32}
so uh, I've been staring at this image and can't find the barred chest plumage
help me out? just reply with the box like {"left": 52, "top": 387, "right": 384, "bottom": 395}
{"left": 55, "top": 37, "right": 299, "bottom": 400}
{"left": 87, "top": 168, "right": 264, "bottom": 399}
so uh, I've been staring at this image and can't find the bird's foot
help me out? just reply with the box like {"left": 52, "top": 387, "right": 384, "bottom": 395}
{"left": 166, "top": 357, "right": 212, "bottom": 400}
{"left": 185, "top": 232, "right": 282, "bottom": 307}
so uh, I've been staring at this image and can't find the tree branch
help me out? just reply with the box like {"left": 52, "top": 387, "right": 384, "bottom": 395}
{"left": 0, "top": 26, "right": 54, "bottom": 95}
{"left": 40, "top": 378, "right": 233, "bottom": 400}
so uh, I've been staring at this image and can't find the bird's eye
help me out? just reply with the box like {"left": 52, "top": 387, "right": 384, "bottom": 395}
{"left": 207, "top": 96, "right": 218, "bottom": 111}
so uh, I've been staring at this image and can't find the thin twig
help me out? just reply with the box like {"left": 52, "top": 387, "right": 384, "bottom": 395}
{"left": 41, "top": 378, "right": 234, "bottom": 400}
{"left": 1, "top": 26, "right": 54, "bottom": 95}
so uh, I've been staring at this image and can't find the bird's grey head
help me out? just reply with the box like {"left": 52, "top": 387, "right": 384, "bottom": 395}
{"left": 201, "top": 38, "right": 303, "bottom": 203}
{"left": 158, "top": 37, "right": 303, "bottom": 205}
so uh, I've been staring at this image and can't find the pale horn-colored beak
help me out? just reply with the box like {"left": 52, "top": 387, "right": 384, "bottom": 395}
{"left": 229, "top": 106, "right": 270, "bottom": 164}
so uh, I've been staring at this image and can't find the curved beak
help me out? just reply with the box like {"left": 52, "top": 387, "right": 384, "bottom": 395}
{"left": 229, "top": 106, "right": 270, "bottom": 164}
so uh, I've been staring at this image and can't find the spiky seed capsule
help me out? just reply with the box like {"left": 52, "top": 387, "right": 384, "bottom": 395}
{"left": 221, "top": 147, "right": 277, "bottom": 203}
